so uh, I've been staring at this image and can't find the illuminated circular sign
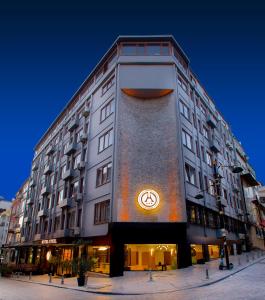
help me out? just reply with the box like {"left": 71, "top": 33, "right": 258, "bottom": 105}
{"left": 138, "top": 189, "right": 160, "bottom": 210}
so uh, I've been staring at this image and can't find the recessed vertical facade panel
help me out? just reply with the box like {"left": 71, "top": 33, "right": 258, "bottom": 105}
{"left": 113, "top": 64, "right": 186, "bottom": 223}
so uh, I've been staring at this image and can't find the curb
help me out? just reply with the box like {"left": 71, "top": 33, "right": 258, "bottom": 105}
{"left": 9, "top": 257, "right": 265, "bottom": 296}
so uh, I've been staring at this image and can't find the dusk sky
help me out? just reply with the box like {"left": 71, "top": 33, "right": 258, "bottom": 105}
{"left": 0, "top": 1, "right": 264, "bottom": 199}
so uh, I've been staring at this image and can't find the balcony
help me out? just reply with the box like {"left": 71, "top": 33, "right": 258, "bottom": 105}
{"left": 232, "top": 184, "right": 240, "bottom": 193}
{"left": 74, "top": 227, "right": 81, "bottom": 235}
{"left": 74, "top": 193, "right": 83, "bottom": 202}
{"left": 62, "top": 168, "right": 75, "bottom": 181}
{"left": 206, "top": 115, "right": 217, "bottom": 129}
{"left": 37, "top": 208, "right": 49, "bottom": 218}
{"left": 44, "top": 163, "right": 53, "bottom": 175}
{"left": 46, "top": 145, "right": 56, "bottom": 156}
{"left": 26, "top": 197, "right": 34, "bottom": 205}
{"left": 209, "top": 140, "right": 220, "bottom": 153}
{"left": 226, "top": 141, "right": 233, "bottom": 150}
{"left": 59, "top": 197, "right": 72, "bottom": 208}
{"left": 54, "top": 228, "right": 74, "bottom": 238}
{"left": 32, "top": 162, "right": 38, "bottom": 171}
{"left": 24, "top": 215, "right": 32, "bottom": 223}
{"left": 41, "top": 185, "right": 51, "bottom": 196}
{"left": 80, "top": 132, "right": 88, "bottom": 143}
{"left": 82, "top": 106, "right": 90, "bottom": 117}
{"left": 29, "top": 179, "right": 36, "bottom": 187}
{"left": 77, "top": 161, "right": 85, "bottom": 170}
{"left": 34, "top": 233, "right": 41, "bottom": 241}
{"left": 64, "top": 142, "right": 77, "bottom": 156}
{"left": 68, "top": 118, "right": 79, "bottom": 131}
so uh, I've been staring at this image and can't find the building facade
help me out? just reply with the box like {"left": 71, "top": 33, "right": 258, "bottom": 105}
{"left": 8, "top": 35, "right": 262, "bottom": 276}
{"left": 0, "top": 197, "right": 12, "bottom": 259}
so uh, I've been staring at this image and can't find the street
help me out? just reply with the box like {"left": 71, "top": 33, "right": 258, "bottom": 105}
{"left": 0, "top": 260, "right": 264, "bottom": 300}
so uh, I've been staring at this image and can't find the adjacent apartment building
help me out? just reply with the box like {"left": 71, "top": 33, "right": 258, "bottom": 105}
{"left": 6, "top": 35, "right": 263, "bottom": 277}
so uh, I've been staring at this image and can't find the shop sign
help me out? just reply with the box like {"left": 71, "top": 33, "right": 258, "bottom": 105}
{"left": 41, "top": 239, "right": 57, "bottom": 245}
{"left": 138, "top": 189, "right": 160, "bottom": 210}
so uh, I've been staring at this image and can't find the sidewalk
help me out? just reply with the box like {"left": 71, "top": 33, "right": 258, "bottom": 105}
{"left": 8, "top": 250, "right": 265, "bottom": 295}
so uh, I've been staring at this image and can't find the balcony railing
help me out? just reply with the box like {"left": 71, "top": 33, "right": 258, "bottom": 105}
{"left": 64, "top": 142, "right": 77, "bottom": 156}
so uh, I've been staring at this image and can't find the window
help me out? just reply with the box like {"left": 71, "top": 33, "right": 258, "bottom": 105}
{"left": 185, "top": 163, "right": 196, "bottom": 185}
{"left": 102, "top": 76, "right": 115, "bottom": 95}
{"left": 193, "top": 113, "right": 197, "bottom": 128}
{"left": 195, "top": 140, "right": 200, "bottom": 158}
{"left": 57, "top": 190, "right": 63, "bottom": 205}
{"left": 208, "top": 179, "right": 215, "bottom": 196}
{"left": 96, "top": 162, "right": 112, "bottom": 187}
{"left": 198, "top": 171, "right": 203, "bottom": 190}
{"left": 94, "top": 200, "right": 110, "bottom": 224}
{"left": 177, "top": 76, "right": 188, "bottom": 93}
{"left": 100, "top": 99, "right": 114, "bottom": 122}
{"left": 120, "top": 43, "right": 170, "bottom": 56}
{"left": 98, "top": 129, "right": 113, "bottom": 152}
{"left": 202, "top": 126, "right": 209, "bottom": 139}
{"left": 182, "top": 130, "right": 193, "bottom": 150}
{"left": 179, "top": 101, "right": 190, "bottom": 120}
{"left": 74, "top": 153, "right": 81, "bottom": 169}
{"left": 206, "top": 151, "right": 212, "bottom": 167}
{"left": 201, "top": 146, "right": 205, "bottom": 162}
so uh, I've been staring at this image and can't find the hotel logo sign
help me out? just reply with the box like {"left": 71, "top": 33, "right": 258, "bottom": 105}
{"left": 138, "top": 189, "right": 160, "bottom": 210}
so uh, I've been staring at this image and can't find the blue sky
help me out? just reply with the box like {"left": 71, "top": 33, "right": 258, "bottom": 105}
{"left": 0, "top": 0, "right": 264, "bottom": 199}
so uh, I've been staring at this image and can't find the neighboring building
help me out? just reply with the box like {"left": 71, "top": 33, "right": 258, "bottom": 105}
{"left": 0, "top": 197, "right": 12, "bottom": 258}
{"left": 9, "top": 35, "right": 261, "bottom": 277}
{"left": 5, "top": 180, "right": 29, "bottom": 265}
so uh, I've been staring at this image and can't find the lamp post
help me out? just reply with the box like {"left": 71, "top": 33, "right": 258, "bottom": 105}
{"left": 195, "top": 161, "right": 243, "bottom": 270}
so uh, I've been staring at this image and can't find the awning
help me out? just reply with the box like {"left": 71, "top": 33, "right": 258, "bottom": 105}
{"left": 241, "top": 173, "right": 259, "bottom": 187}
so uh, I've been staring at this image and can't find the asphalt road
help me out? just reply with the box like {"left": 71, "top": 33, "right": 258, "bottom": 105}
{"left": 0, "top": 260, "right": 264, "bottom": 300}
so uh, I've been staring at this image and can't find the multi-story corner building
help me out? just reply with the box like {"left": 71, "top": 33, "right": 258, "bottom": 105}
{"left": 0, "top": 197, "right": 12, "bottom": 258}
{"left": 11, "top": 35, "right": 261, "bottom": 277}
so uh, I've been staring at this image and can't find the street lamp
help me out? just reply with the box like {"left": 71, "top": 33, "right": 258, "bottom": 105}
{"left": 195, "top": 161, "right": 243, "bottom": 270}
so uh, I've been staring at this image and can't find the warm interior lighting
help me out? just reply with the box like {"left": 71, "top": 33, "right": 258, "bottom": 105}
{"left": 98, "top": 247, "right": 108, "bottom": 251}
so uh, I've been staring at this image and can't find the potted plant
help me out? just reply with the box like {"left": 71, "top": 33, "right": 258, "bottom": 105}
{"left": 72, "top": 257, "right": 97, "bottom": 287}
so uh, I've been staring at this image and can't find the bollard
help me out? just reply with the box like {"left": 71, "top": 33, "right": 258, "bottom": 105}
{"left": 49, "top": 273, "right": 52, "bottom": 283}
{"left": 246, "top": 254, "right": 249, "bottom": 263}
{"left": 206, "top": 268, "right": 209, "bottom": 279}
{"left": 29, "top": 272, "right": 32, "bottom": 280}
{"left": 238, "top": 257, "right": 241, "bottom": 266}
{"left": 149, "top": 270, "right": 153, "bottom": 282}
{"left": 61, "top": 275, "right": 64, "bottom": 285}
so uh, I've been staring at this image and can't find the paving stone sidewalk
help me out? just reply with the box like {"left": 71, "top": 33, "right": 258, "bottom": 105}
{"left": 8, "top": 250, "right": 265, "bottom": 295}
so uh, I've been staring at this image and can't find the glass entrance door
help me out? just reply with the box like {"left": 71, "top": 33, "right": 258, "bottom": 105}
{"left": 124, "top": 244, "right": 177, "bottom": 271}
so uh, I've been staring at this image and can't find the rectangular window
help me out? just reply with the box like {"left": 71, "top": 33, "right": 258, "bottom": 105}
{"left": 208, "top": 179, "right": 215, "bottom": 196}
{"left": 195, "top": 140, "right": 200, "bottom": 158}
{"left": 102, "top": 76, "right": 115, "bottom": 95}
{"left": 185, "top": 163, "right": 196, "bottom": 185}
{"left": 94, "top": 200, "right": 110, "bottom": 225}
{"left": 202, "top": 126, "right": 209, "bottom": 139}
{"left": 177, "top": 76, "right": 188, "bottom": 93}
{"left": 98, "top": 129, "right": 113, "bottom": 153}
{"left": 179, "top": 100, "right": 190, "bottom": 120}
{"left": 193, "top": 113, "right": 197, "bottom": 128}
{"left": 96, "top": 162, "right": 112, "bottom": 187}
{"left": 100, "top": 99, "right": 114, "bottom": 122}
{"left": 206, "top": 151, "right": 212, "bottom": 167}
{"left": 201, "top": 146, "right": 205, "bottom": 162}
{"left": 182, "top": 130, "right": 193, "bottom": 150}
{"left": 121, "top": 43, "right": 170, "bottom": 56}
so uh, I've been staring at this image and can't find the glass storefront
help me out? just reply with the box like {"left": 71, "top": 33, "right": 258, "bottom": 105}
{"left": 87, "top": 246, "right": 110, "bottom": 274}
{"left": 208, "top": 245, "right": 220, "bottom": 259}
{"left": 191, "top": 244, "right": 204, "bottom": 264}
{"left": 124, "top": 244, "right": 177, "bottom": 271}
